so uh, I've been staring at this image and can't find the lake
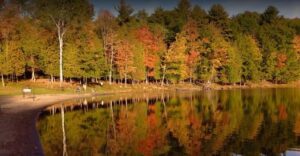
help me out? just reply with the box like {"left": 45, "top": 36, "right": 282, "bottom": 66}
{"left": 37, "top": 88, "right": 300, "bottom": 156}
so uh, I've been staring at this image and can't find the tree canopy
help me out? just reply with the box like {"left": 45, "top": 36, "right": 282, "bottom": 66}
{"left": 1, "top": 0, "right": 300, "bottom": 86}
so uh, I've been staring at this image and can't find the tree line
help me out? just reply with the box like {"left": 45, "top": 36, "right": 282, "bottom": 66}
{"left": 1, "top": 0, "right": 300, "bottom": 87}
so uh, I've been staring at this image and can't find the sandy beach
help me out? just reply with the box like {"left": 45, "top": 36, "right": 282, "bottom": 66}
{"left": 0, "top": 94, "right": 92, "bottom": 156}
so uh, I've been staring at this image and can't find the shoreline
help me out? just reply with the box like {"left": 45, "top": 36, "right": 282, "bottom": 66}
{"left": 1, "top": 85, "right": 300, "bottom": 155}
{"left": 2, "top": 80, "right": 300, "bottom": 97}
{"left": 0, "top": 94, "right": 92, "bottom": 155}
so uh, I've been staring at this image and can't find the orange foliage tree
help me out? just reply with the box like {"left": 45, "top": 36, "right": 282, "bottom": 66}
{"left": 182, "top": 20, "right": 201, "bottom": 83}
{"left": 115, "top": 40, "right": 135, "bottom": 85}
{"left": 276, "top": 53, "right": 287, "bottom": 69}
{"left": 136, "top": 26, "right": 159, "bottom": 83}
{"left": 293, "top": 35, "right": 300, "bottom": 59}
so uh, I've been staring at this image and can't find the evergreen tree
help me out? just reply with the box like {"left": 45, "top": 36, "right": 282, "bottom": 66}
{"left": 232, "top": 11, "right": 260, "bottom": 36}
{"left": 261, "top": 6, "right": 279, "bottom": 24}
{"left": 134, "top": 9, "right": 148, "bottom": 22}
{"left": 175, "top": 0, "right": 191, "bottom": 26}
{"left": 116, "top": 0, "right": 134, "bottom": 25}
{"left": 148, "top": 7, "right": 166, "bottom": 26}
{"left": 191, "top": 5, "right": 208, "bottom": 26}
{"left": 208, "top": 4, "right": 232, "bottom": 39}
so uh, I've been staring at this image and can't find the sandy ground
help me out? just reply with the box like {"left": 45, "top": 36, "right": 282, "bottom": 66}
{"left": 0, "top": 94, "right": 91, "bottom": 156}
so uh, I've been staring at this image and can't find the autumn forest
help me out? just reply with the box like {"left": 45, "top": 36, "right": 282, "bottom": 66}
{"left": 1, "top": 0, "right": 300, "bottom": 87}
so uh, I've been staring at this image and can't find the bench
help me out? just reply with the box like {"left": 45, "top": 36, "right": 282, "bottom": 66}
{"left": 22, "top": 88, "right": 32, "bottom": 98}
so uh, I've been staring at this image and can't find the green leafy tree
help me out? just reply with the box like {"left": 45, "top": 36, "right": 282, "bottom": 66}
{"left": 96, "top": 10, "right": 118, "bottom": 85}
{"left": 258, "top": 6, "right": 296, "bottom": 82}
{"left": 198, "top": 25, "right": 230, "bottom": 83}
{"left": 32, "top": 0, "right": 93, "bottom": 86}
{"left": 76, "top": 22, "right": 107, "bottom": 82}
{"left": 234, "top": 35, "right": 262, "bottom": 82}
{"left": 165, "top": 33, "right": 188, "bottom": 83}
{"left": 0, "top": 1, "right": 25, "bottom": 82}
{"left": 231, "top": 11, "right": 260, "bottom": 36}
{"left": 40, "top": 30, "right": 59, "bottom": 83}
{"left": 19, "top": 18, "right": 43, "bottom": 82}
{"left": 225, "top": 45, "right": 242, "bottom": 84}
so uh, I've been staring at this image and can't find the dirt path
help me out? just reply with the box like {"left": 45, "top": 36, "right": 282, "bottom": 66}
{"left": 0, "top": 94, "right": 91, "bottom": 156}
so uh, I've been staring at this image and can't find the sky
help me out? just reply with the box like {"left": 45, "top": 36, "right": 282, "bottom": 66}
{"left": 91, "top": 0, "right": 300, "bottom": 18}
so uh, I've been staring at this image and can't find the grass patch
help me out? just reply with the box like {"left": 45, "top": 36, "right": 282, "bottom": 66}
{"left": 0, "top": 81, "right": 76, "bottom": 96}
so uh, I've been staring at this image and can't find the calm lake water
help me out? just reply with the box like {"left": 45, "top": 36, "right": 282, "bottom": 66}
{"left": 37, "top": 89, "right": 300, "bottom": 156}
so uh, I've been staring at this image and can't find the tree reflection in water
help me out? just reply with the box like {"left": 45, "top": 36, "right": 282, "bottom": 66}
{"left": 37, "top": 89, "right": 300, "bottom": 156}
{"left": 60, "top": 103, "right": 68, "bottom": 156}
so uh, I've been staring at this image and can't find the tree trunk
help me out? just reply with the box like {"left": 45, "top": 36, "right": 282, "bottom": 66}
{"left": 125, "top": 97, "right": 128, "bottom": 118}
{"left": 1, "top": 74, "right": 4, "bottom": 87}
{"left": 161, "top": 65, "right": 166, "bottom": 86}
{"left": 109, "top": 39, "right": 114, "bottom": 85}
{"left": 58, "top": 26, "right": 64, "bottom": 88}
{"left": 125, "top": 74, "right": 127, "bottom": 87}
{"left": 31, "top": 56, "right": 36, "bottom": 82}
{"left": 50, "top": 74, "right": 54, "bottom": 84}
{"left": 31, "top": 67, "right": 36, "bottom": 82}
{"left": 146, "top": 68, "right": 149, "bottom": 84}
{"left": 190, "top": 70, "right": 193, "bottom": 84}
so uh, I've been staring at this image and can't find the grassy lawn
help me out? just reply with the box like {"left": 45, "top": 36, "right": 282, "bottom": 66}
{"left": 0, "top": 81, "right": 76, "bottom": 96}
{"left": 0, "top": 80, "right": 206, "bottom": 96}
{"left": 0, "top": 80, "right": 167, "bottom": 96}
